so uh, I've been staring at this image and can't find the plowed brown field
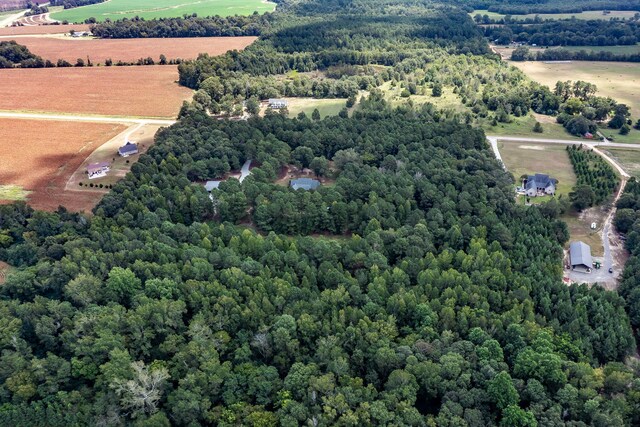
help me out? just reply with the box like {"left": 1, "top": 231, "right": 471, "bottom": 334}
{"left": 0, "top": 66, "right": 193, "bottom": 117}
{"left": 0, "top": 119, "right": 126, "bottom": 211}
{"left": 17, "top": 36, "right": 256, "bottom": 64}
{"left": 0, "top": 24, "right": 91, "bottom": 36}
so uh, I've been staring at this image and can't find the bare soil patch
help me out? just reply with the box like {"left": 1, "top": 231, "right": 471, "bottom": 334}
{"left": 18, "top": 36, "right": 257, "bottom": 64}
{"left": 0, "top": 118, "right": 126, "bottom": 211}
{"left": 0, "top": 66, "right": 193, "bottom": 118}
{"left": 0, "top": 24, "right": 90, "bottom": 36}
{"left": 0, "top": 260, "right": 9, "bottom": 285}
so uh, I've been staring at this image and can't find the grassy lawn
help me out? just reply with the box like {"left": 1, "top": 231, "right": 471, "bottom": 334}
{"left": 559, "top": 44, "right": 640, "bottom": 55}
{"left": 563, "top": 212, "right": 605, "bottom": 256}
{"left": 380, "top": 81, "right": 470, "bottom": 113}
{"left": 603, "top": 148, "right": 640, "bottom": 177}
{"left": 597, "top": 127, "right": 640, "bottom": 144}
{"left": 498, "top": 140, "right": 577, "bottom": 197}
{"left": 511, "top": 61, "right": 640, "bottom": 123}
{"left": 284, "top": 98, "right": 347, "bottom": 119}
{"left": 483, "top": 113, "right": 581, "bottom": 140}
{"left": 0, "top": 185, "right": 30, "bottom": 201}
{"left": 51, "top": 0, "right": 276, "bottom": 22}
{"left": 471, "top": 9, "right": 639, "bottom": 21}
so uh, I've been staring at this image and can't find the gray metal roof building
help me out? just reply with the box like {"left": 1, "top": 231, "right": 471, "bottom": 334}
{"left": 570, "top": 241, "right": 592, "bottom": 271}
{"left": 290, "top": 178, "right": 320, "bottom": 191}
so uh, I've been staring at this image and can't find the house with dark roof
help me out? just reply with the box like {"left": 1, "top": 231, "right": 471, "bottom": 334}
{"left": 290, "top": 178, "right": 320, "bottom": 191}
{"left": 118, "top": 142, "right": 138, "bottom": 157}
{"left": 268, "top": 99, "right": 288, "bottom": 109}
{"left": 87, "top": 162, "right": 110, "bottom": 179}
{"left": 570, "top": 241, "right": 592, "bottom": 272}
{"left": 524, "top": 173, "right": 556, "bottom": 197}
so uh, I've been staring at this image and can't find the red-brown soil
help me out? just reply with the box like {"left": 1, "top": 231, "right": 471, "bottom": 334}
{"left": 0, "top": 118, "right": 126, "bottom": 211}
{"left": 0, "top": 66, "right": 193, "bottom": 118}
{"left": 18, "top": 36, "right": 257, "bottom": 64}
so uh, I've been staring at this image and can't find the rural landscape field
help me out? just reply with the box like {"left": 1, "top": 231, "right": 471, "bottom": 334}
{"left": 0, "top": 66, "right": 192, "bottom": 117}
{"left": 14, "top": 35, "right": 257, "bottom": 65}
{"left": 5, "top": 0, "right": 640, "bottom": 425}
{"left": 0, "top": 119, "right": 126, "bottom": 210}
{"left": 51, "top": 0, "right": 276, "bottom": 22}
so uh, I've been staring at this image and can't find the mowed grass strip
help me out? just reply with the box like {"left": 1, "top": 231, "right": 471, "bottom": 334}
{"left": 498, "top": 140, "right": 577, "bottom": 197}
{"left": 51, "top": 0, "right": 276, "bottom": 23}
{"left": 18, "top": 36, "right": 257, "bottom": 65}
{"left": 0, "top": 66, "right": 192, "bottom": 118}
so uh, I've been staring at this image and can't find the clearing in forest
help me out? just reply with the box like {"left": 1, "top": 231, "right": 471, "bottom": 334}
{"left": 16, "top": 36, "right": 257, "bottom": 65}
{"left": 0, "top": 119, "right": 126, "bottom": 211}
{"left": 498, "top": 140, "right": 577, "bottom": 199}
{"left": 603, "top": 148, "right": 640, "bottom": 178}
{"left": 51, "top": 0, "right": 276, "bottom": 23}
{"left": 0, "top": 66, "right": 192, "bottom": 118}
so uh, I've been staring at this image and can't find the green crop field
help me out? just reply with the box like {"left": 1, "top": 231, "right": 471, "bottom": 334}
{"left": 471, "top": 9, "right": 640, "bottom": 21}
{"left": 51, "top": 0, "right": 276, "bottom": 23}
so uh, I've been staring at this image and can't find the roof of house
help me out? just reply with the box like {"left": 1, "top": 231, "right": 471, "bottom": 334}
{"left": 268, "top": 98, "right": 287, "bottom": 104}
{"left": 570, "top": 241, "right": 592, "bottom": 267}
{"left": 119, "top": 142, "right": 138, "bottom": 154}
{"left": 290, "top": 178, "right": 320, "bottom": 191}
{"left": 87, "top": 161, "right": 110, "bottom": 171}
{"left": 204, "top": 180, "right": 221, "bottom": 192}
{"left": 525, "top": 173, "right": 555, "bottom": 190}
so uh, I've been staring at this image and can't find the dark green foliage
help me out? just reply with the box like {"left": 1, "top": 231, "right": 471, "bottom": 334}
{"left": 91, "top": 14, "right": 272, "bottom": 38}
{"left": 566, "top": 145, "right": 619, "bottom": 207}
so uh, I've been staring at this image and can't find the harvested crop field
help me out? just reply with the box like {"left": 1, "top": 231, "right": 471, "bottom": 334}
{"left": 0, "top": 66, "right": 193, "bottom": 118}
{"left": 18, "top": 36, "right": 257, "bottom": 64}
{"left": 0, "top": 24, "right": 90, "bottom": 36}
{"left": 0, "top": 119, "right": 126, "bottom": 211}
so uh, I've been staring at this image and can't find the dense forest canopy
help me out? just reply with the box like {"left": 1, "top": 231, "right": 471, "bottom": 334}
{"left": 1, "top": 0, "right": 640, "bottom": 426}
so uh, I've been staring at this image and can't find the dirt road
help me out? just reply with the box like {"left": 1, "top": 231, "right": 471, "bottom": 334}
{"left": 0, "top": 111, "right": 176, "bottom": 125}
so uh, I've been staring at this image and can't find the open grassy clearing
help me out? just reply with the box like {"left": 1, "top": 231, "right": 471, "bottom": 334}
{"left": 598, "top": 127, "right": 640, "bottom": 144}
{"left": 381, "top": 81, "right": 469, "bottom": 113}
{"left": 0, "top": 66, "right": 192, "bottom": 118}
{"left": 559, "top": 44, "right": 640, "bottom": 55}
{"left": 511, "top": 61, "right": 640, "bottom": 122}
{"left": 0, "top": 119, "right": 126, "bottom": 211}
{"left": 0, "top": 185, "right": 30, "bottom": 201}
{"left": 603, "top": 148, "right": 640, "bottom": 177}
{"left": 498, "top": 140, "right": 577, "bottom": 197}
{"left": 18, "top": 36, "right": 256, "bottom": 64}
{"left": 471, "top": 9, "right": 640, "bottom": 21}
{"left": 484, "top": 113, "right": 582, "bottom": 140}
{"left": 51, "top": 0, "right": 276, "bottom": 23}
{"left": 279, "top": 98, "right": 347, "bottom": 119}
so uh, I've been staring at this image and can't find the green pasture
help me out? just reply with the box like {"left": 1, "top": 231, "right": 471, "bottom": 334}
{"left": 51, "top": 0, "right": 276, "bottom": 23}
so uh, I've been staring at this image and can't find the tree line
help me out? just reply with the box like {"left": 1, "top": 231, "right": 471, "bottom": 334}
{"left": 49, "top": 0, "right": 106, "bottom": 9}
{"left": 90, "top": 14, "right": 274, "bottom": 38}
